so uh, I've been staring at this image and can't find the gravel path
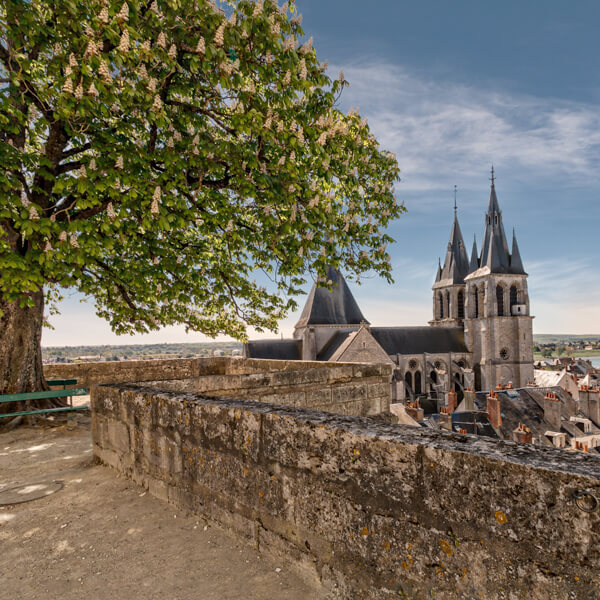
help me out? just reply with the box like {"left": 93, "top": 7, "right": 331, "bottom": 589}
{"left": 0, "top": 422, "right": 325, "bottom": 600}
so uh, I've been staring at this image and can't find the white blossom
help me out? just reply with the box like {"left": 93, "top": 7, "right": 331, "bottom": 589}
{"left": 79, "top": 165, "right": 87, "bottom": 177}
{"left": 153, "top": 256, "right": 159, "bottom": 265}
{"left": 85, "top": 40, "right": 98, "bottom": 57}
{"left": 62, "top": 78, "right": 73, "bottom": 94}
{"left": 264, "top": 117, "right": 271, "bottom": 129}
{"left": 118, "top": 29, "right": 130, "bottom": 53}
{"left": 107, "top": 201, "right": 116, "bottom": 219}
{"left": 117, "top": 2, "right": 129, "bottom": 21}
{"left": 53, "top": 42, "right": 61, "bottom": 54}
{"left": 44, "top": 241, "right": 52, "bottom": 252}
{"left": 299, "top": 59, "right": 307, "bottom": 79}
{"left": 59, "top": 231, "right": 67, "bottom": 242}
{"left": 289, "top": 150, "right": 295, "bottom": 162}
{"left": 168, "top": 44, "right": 177, "bottom": 59}
{"left": 70, "top": 234, "right": 80, "bottom": 248}
{"left": 150, "top": 0, "right": 159, "bottom": 14}
{"left": 214, "top": 23, "right": 225, "bottom": 47}
{"left": 317, "top": 132, "right": 327, "bottom": 145}
{"left": 283, "top": 70, "right": 291, "bottom": 85}
{"left": 99, "top": 60, "right": 112, "bottom": 83}
{"left": 276, "top": 120, "right": 284, "bottom": 133}
{"left": 99, "top": 6, "right": 109, "bottom": 23}
{"left": 253, "top": 1, "right": 263, "bottom": 17}
{"left": 278, "top": 155, "right": 285, "bottom": 166}
{"left": 281, "top": 2, "right": 288, "bottom": 14}
{"left": 152, "top": 95, "right": 163, "bottom": 111}
{"left": 283, "top": 37, "right": 296, "bottom": 51}
{"left": 69, "top": 53, "right": 77, "bottom": 67}
{"left": 300, "top": 37, "right": 313, "bottom": 54}
{"left": 339, "top": 69, "right": 345, "bottom": 81}
{"left": 29, "top": 205, "right": 39, "bottom": 220}
{"left": 148, "top": 77, "right": 157, "bottom": 92}
{"left": 157, "top": 32, "right": 167, "bottom": 48}
{"left": 88, "top": 82, "right": 98, "bottom": 97}
{"left": 74, "top": 83, "right": 84, "bottom": 99}
{"left": 89, "top": 158, "right": 96, "bottom": 170}
{"left": 196, "top": 36, "right": 205, "bottom": 54}
{"left": 271, "top": 21, "right": 280, "bottom": 36}
{"left": 265, "top": 50, "right": 273, "bottom": 64}
{"left": 226, "top": 220, "right": 233, "bottom": 232}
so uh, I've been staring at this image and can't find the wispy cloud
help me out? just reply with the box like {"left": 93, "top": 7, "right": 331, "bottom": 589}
{"left": 337, "top": 62, "right": 600, "bottom": 193}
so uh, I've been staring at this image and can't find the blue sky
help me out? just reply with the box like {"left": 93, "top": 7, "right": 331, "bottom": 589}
{"left": 43, "top": 0, "right": 600, "bottom": 346}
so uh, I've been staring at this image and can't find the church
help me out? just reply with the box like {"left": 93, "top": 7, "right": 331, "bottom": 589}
{"left": 245, "top": 173, "right": 535, "bottom": 400}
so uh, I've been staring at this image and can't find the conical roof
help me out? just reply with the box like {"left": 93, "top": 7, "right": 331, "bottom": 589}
{"left": 479, "top": 178, "right": 511, "bottom": 273}
{"left": 469, "top": 235, "right": 479, "bottom": 273}
{"left": 434, "top": 258, "right": 442, "bottom": 284}
{"left": 510, "top": 229, "right": 526, "bottom": 274}
{"left": 438, "top": 215, "right": 470, "bottom": 284}
{"left": 295, "top": 266, "right": 369, "bottom": 328}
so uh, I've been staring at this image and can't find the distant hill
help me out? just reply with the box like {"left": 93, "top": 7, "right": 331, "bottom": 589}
{"left": 533, "top": 334, "right": 600, "bottom": 343}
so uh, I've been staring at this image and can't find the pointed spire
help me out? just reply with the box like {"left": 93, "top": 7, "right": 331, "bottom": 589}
{"left": 510, "top": 228, "right": 526, "bottom": 274}
{"left": 295, "top": 266, "right": 369, "bottom": 328}
{"left": 435, "top": 258, "right": 442, "bottom": 283}
{"left": 469, "top": 235, "right": 479, "bottom": 273}
{"left": 436, "top": 199, "right": 470, "bottom": 285}
{"left": 480, "top": 168, "right": 511, "bottom": 273}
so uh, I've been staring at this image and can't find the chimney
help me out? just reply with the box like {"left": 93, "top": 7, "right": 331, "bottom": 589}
{"left": 406, "top": 400, "right": 424, "bottom": 421}
{"left": 587, "top": 388, "right": 600, "bottom": 425}
{"left": 486, "top": 391, "right": 502, "bottom": 429}
{"left": 512, "top": 422, "right": 533, "bottom": 444}
{"left": 463, "top": 388, "right": 476, "bottom": 411}
{"left": 446, "top": 389, "right": 458, "bottom": 413}
{"left": 439, "top": 407, "right": 452, "bottom": 431}
{"left": 543, "top": 392, "right": 561, "bottom": 431}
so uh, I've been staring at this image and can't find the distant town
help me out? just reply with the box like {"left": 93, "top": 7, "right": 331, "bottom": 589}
{"left": 42, "top": 335, "right": 600, "bottom": 365}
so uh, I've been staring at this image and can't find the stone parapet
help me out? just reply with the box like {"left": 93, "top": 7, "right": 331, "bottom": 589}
{"left": 92, "top": 383, "right": 600, "bottom": 600}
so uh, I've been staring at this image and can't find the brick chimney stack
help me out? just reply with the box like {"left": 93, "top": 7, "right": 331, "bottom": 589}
{"left": 439, "top": 407, "right": 452, "bottom": 431}
{"left": 446, "top": 389, "right": 458, "bottom": 413}
{"left": 406, "top": 400, "right": 424, "bottom": 421}
{"left": 579, "top": 386, "right": 600, "bottom": 425}
{"left": 544, "top": 392, "right": 562, "bottom": 431}
{"left": 512, "top": 422, "right": 533, "bottom": 444}
{"left": 487, "top": 391, "right": 502, "bottom": 429}
{"left": 463, "top": 388, "right": 476, "bottom": 411}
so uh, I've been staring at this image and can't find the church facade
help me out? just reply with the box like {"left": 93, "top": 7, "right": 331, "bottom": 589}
{"left": 245, "top": 176, "right": 534, "bottom": 398}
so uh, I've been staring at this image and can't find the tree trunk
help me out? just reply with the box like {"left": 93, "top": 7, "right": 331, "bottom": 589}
{"left": 0, "top": 290, "right": 61, "bottom": 417}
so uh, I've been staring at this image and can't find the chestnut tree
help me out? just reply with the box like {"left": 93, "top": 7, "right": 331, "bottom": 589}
{"left": 0, "top": 0, "right": 401, "bottom": 400}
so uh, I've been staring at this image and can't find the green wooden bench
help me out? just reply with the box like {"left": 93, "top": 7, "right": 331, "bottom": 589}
{"left": 0, "top": 385, "right": 89, "bottom": 419}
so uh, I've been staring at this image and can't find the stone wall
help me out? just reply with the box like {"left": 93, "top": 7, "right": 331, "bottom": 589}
{"left": 92, "top": 383, "right": 600, "bottom": 600}
{"left": 45, "top": 357, "right": 392, "bottom": 417}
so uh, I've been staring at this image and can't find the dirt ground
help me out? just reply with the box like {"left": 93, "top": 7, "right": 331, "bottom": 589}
{"left": 0, "top": 419, "right": 326, "bottom": 600}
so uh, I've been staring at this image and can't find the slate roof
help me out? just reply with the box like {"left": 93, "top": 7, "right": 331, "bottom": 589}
{"left": 295, "top": 266, "right": 369, "bottom": 328}
{"left": 475, "top": 179, "right": 526, "bottom": 275}
{"left": 317, "top": 330, "right": 355, "bottom": 361}
{"left": 370, "top": 326, "right": 468, "bottom": 355}
{"left": 436, "top": 215, "right": 470, "bottom": 285}
{"left": 244, "top": 339, "right": 302, "bottom": 360}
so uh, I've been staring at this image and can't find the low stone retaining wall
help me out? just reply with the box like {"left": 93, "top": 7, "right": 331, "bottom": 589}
{"left": 46, "top": 357, "right": 391, "bottom": 417}
{"left": 92, "top": 383, "right": 600, "bottom": 600}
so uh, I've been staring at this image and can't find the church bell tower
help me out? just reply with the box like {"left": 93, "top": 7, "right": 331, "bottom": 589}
{"left": 463, "top": 169, "right": 534, "bottom": 390}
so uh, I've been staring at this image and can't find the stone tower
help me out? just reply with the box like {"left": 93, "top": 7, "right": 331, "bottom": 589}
{"left": 431, "top": 206, "right": 470, "bottom": 327}
{"left": 293, "top": 266, "right": 368, "bottom": 360}
{"left": 464, "top": 171, "right": 534, "bottom": 390}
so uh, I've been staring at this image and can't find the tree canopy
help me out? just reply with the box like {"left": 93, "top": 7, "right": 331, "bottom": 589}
{"left": 0, "top": 0, "right": 401, "bottom": 341}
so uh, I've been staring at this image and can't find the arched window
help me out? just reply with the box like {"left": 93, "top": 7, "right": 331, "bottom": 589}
{"left": 414, "top": 371, "right": 422, "bottom": 394}
{"left": 457, "top": 290, "right": 465, "bottom": 319}
{"left": 445, "top": 291, "right": 450, "bottom": 319}
{"left": 473, "top": 286, "right": 479, "bottom": 318}
{"left": 404, "top": 371, "right": 413, "bottom": 391}
{"left": 438, "top": 293, "right": 444, "bottom": 319}
{"left": 510, "top": 285, "right": 518, "bottom": 312}
{"left": 496, "top": 285, "right": 504, "bottom": 316}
